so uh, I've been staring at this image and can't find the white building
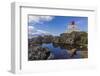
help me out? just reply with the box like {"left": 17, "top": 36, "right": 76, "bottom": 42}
{"left": 66, "top": 21, "right": 80, "bottom": 33}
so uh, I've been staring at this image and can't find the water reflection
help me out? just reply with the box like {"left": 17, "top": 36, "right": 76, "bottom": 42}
{"left": 28, "top": 42, "right": 87, "bottom": 60}
{"left": 42, "top": 43, "right": 82, "bottom": 59}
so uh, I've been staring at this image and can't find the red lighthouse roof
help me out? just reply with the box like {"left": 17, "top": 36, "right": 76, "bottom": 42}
{"left": 71, "top": 21, "right": 75, "bottom": 25}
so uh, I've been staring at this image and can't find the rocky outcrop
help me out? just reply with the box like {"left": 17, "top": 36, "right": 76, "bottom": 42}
{"left": 28, "top": 46, "right": 54, "bottom": 60}
{"left": 53, "top": 36, "right": 61, "bottom": 43}
{"left": 42, "top": 35, "right": 53, "bottom": 43}
{"left": 60, "top": 31, "right": 87, "bottom": 45}
{"left": 81, "top": 51, "right": 88, "bottom": 58}
{"left": 29, "top": 31, "right": 87, "bottom": 49}
{"left": 28, "top": 31, "right": 88, "bottom": 60}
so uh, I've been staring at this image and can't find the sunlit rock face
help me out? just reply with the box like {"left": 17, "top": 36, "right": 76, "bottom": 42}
{"left": 60, "top": 31, "right": 88, "bottom": 47}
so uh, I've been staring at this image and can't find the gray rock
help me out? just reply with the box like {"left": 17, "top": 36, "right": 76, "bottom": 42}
{"left": 28, "top": 46, "right": 54, "bottom": 60}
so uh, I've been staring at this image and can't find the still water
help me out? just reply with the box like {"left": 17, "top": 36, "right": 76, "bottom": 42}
{"left": 42, "top": 43, "right": 82, "bottom": 59}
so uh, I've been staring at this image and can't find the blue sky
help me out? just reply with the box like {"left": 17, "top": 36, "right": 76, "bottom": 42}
{"left": 28, "top": 15, "right": 88, "bottom": 36}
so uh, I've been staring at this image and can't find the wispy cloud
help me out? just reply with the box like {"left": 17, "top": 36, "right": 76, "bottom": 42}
{"left": 28, "top": 16, "right": 54, "bottom": 38}
{"left": 28, "top": 26, "right": 51, "bottom": 39}
{"left": 29, "top": 15, "right": 54, "bottom": 25}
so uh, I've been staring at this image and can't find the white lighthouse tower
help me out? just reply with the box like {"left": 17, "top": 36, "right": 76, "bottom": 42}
{"left": 66, "top": 21, "right": 80, "bottom": 33}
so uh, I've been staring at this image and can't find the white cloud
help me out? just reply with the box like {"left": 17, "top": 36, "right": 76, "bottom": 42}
{"left": 28, "top": 25, "right": 34, "bottom": 30}
{"left": 37, "top": 30, "right": 50, "bottom": 35}
{"left": 28, "top": 16, "right": 54, "bottom": 38}
{"left": 28, "top": 15, "right": 54, "bottom": 24}
{"left": 28, "top": 26, "right": 51, "bottom": 39}
{"left": 28, "top": 26, "right": 36, "bottom": 35}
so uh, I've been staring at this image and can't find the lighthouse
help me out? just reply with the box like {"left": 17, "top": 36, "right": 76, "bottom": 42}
{"left": 66, "top": 21, "right": 80, "bottom": 33}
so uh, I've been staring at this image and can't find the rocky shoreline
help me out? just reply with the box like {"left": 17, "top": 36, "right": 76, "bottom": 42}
{"left": 28, "top": 31, "right": 88, "bottom": 60}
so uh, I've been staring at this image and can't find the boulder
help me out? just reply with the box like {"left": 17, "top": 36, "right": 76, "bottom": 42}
{"left": 28, "top": 46, "right": 54, "bottom": 60}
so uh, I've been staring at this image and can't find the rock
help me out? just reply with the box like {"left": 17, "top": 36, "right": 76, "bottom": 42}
{"left": 53, "top": 36, "right": 61, "bottom": 43}
{"left": 28, "top": 31, "right": 88, "bottom": 60}
{"left": 42, "top": 35, "right": 53, "bottom": 43}
{"left": 29, "top": 31, "right": 88, "bottom": 49}
{"left": 28, "top": 46, "right": 54, "bottom": 60}
{"left": 67, "top": 48, "right": 77, "bottom": 57}
{"left": 60, "top": 31, "right": 88, "bottom": 49}
{"left": 47, "top": 53, "right": 54, "bottom": 59}
{"left": 80, "top": 51, "right": 88, "bottom": 58}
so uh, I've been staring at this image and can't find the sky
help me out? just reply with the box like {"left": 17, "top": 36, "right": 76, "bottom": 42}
{"left": 28, "top": 15, "right": 88, "bottom": 37}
